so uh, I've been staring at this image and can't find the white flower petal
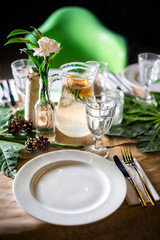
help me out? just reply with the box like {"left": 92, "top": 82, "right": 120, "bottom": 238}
{"left": 34, "top": 37, "right": 60, "bottom": 56}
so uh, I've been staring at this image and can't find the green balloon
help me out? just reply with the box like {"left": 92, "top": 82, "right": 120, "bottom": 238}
{"left": 27, "top": 6, "right": 127, "bottom": 72}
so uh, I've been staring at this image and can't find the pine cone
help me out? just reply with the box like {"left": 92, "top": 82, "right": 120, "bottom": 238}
{"left": 35, "top": 136, "right": 50, "bottom": 151}
{"left": 22, "top": 119, "right": 33, "bottom": 133}
{"left": 25, "top": 136, "right": 50, "bottom": 152}
{"left": 25, "top": 138, "right": 36, "bottom": 151}
{"left": 13, "top": 115, "right": 25, "bottom": 128}
{"left": 7, "top": 115, "right": 33, "bottom": 135}
{"left": 7, "top": 120, "right": 21, "bottom": 136}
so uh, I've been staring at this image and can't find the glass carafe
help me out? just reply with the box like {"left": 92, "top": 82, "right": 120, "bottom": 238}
{"left": 55, "top": 61, "right": 99, "bottom": 137}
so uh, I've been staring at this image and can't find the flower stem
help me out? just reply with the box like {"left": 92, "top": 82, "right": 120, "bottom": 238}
{"left": 50, "top": 142, "right": 84, "bottom": 149}
{"left": 0, "top": 135, "right": 84, "bottom": 149}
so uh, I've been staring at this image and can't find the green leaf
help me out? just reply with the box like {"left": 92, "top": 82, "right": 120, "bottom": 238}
{"left": 30, "top": 26, "right": 44, "bottom": 40}
{"left": 39, "top": 59, "right": 46, "bottom": 74}
{"left": 0, "top": 140, "right": 26, "bottom": 178}
{"left": 108, "top": 94, "right": 160, "bottom": 152}
{"left": 108, "top": 124, "right": 138, "bottom": 138}
{"left": 137, "top": 127, "right": 160, "bottom": 152}
{"left": 154, "top": 78, "right": 160, "bottom": 84}
{"left": 5, "top": 37, "right": 37, "bottom": 48}
{"left": 49, "top": 52, "right": 57, "bottom": 62}
{"left": 0, "top": 103, "right": 12, "bottom": 132}
{"left": 20, "top": 48, "right": 40, "bottom": 69}
{"left": 108, "top": 120, "right": 152, "bottom": 138}
{"left": 7, "top": 29, "right": 31, "bottom": 38}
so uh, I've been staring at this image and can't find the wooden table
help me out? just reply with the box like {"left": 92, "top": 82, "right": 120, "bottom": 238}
{"left": 0, "top": 129, "right": 160, "bottom": 240}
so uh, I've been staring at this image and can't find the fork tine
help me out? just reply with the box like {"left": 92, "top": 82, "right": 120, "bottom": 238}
{"left": 124, "top": 148, "right": 129, "bottom": 161}
{"left": 121, "top": 147, "right": 133, "bottom": 164}
{"left": 120, "top": 148, "right": 125, "bottom": 162}
{"left": 121, "top": 147, "right": 130, "bottom": 163}
{"left": 129, "top": 147, "right": 134, "bottom": 161}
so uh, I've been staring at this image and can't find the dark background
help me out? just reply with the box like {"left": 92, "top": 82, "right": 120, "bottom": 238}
{"left": 0, "top": 1, "right": 160, "bottom": 78}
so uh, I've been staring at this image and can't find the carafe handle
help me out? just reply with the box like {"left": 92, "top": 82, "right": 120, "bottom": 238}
{"left": 49, "top": 73, "right": 60, "bottom": 84}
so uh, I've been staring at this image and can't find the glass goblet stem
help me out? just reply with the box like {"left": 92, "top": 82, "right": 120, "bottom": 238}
{"left": 93, "top": 135, "right": 102, "bottom": 150}
{"left": 140, "top": 85, "right": 154, "bottom": 102}
{"left": 143, "top": 86, "right": 149, "bottom": 98}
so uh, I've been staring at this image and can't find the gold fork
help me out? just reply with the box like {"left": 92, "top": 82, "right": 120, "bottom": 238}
{"left": 121, "top": 148, "right": 157, "bottom": 206}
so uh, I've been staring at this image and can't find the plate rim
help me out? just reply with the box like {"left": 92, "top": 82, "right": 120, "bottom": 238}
{"left": 122, "top": 63, "right": 142, "bottom": 88}
{"left": 122, "top": 63, "right": 160, "bottom": 91}
{"left": 13, "top": 150, "right": 127, "bottom": 226}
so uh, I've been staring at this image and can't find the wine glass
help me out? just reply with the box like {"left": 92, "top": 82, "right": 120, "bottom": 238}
{"left": 85, "top": 95, "right": 116, "bottom": 157}
{"left": 11, "top": 59, "right": 35, "bottom": 108}
{"left": 138, "top": 52, "right": 160, "bottom": 103}
{"left": 11, "top": 59, "right": 35, "bottom": 97}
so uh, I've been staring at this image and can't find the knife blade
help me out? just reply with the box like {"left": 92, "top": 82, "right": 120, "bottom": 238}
{"left": 6, "top": 79, "right": 16, "bottom": 106}
{"left": 0, "top": 82, "right": 7, "bottom": 101}
{"left": 113, "top": 155, "right": 147, "bottom": 207}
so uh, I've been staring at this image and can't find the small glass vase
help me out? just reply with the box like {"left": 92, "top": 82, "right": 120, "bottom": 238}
{"left": 35, "top": 78, "right": 55, "bottom": 142}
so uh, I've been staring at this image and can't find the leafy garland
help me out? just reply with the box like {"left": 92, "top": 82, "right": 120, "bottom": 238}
{"left": 108, "top": 93, "right": 160, "bottom": 152}
{"left": 0, "top": 104, "right": 83, "bottom": 178}
{"left": 1, "top": 93, "right": 160, "bottom": 178}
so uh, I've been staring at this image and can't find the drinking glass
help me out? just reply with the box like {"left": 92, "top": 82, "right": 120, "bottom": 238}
{"left": 85, "top": 95, "right": 116, "bottom": 157}
{"left": 11, "top": 59, "right": 35, "bottom": 98}
{"left": 101, "top": 89, "right": 124, "bottom": 125}
{"left": 138, "top": 53, "right": 160, "bottom": 103}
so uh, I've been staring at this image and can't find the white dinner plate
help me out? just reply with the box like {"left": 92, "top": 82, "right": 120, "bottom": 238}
{"left": 13, "top": 150, "right": 126, "bottom": 226}
{"left": 122, "top": 63, "right": 160, "bottom": 92}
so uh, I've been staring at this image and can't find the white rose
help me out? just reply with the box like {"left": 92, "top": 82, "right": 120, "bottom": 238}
{"left": 33, "top": 37, "right": 60, "bottom": 57}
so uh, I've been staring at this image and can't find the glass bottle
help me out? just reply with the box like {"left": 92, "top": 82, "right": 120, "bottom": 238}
{"left": 35, "top": 77, "right": 55, "bottom": 142}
